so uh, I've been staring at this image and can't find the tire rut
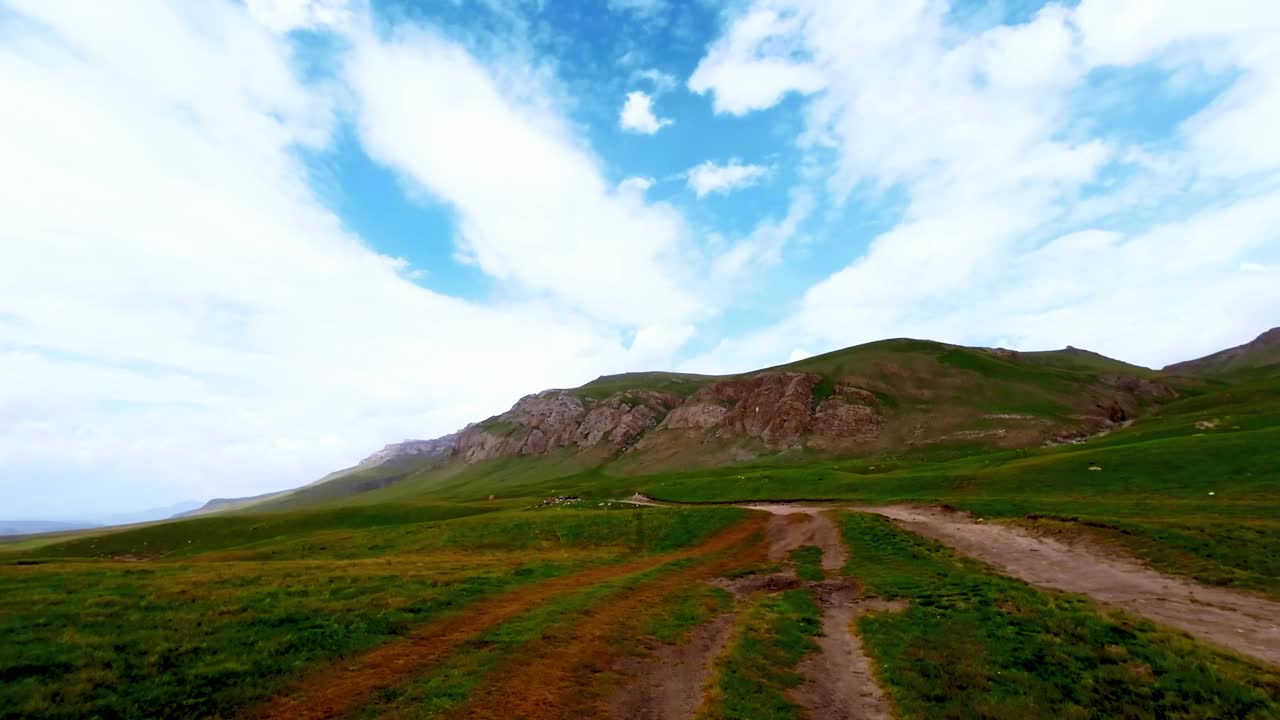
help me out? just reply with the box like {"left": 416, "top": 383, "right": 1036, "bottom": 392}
{"left": 445, "top": 520, "right": 769, "bottom": 720}
{"left": 240, "top": 516, "right": 767, "bottom": 720}
{"left": 606, "top": 612, "right": 736, "bottom": 720}
{"left": 790, "top": 580, "right": 905, "bottom": 720}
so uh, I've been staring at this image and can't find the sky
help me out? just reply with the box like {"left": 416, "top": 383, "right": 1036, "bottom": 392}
{"left": 2, "top": 0, "right": 1279, "bottom": 518}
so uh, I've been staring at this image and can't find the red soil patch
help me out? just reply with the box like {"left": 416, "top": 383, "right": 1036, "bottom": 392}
{"left": 240, "top": 516, "right": 767, "bottom": 720}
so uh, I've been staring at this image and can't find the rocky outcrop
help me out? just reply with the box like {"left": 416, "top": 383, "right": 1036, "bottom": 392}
{"left": 645, "top": 372, "right": 884, "bottom": 450}
{"left": 1098, "top": 374, "right": 1178, "bottom": 400}
{"left": 454, "top": 389, "right": 682, "bottom": 462}
{"left": 359, "top": 434, "right": 458, "bottom": 468}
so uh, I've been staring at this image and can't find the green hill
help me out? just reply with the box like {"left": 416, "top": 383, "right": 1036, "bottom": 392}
{"left": 1164, "top": 327, "right": 1280, "bottom": 380}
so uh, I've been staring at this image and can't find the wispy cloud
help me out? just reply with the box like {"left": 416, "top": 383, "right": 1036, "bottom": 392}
{"left": 687, "top": 160, "right": 769, "bottom": 197}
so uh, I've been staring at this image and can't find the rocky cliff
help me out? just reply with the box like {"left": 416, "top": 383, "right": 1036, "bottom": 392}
{"left": 358, "top": 434, "right": 458, "bottom": 468}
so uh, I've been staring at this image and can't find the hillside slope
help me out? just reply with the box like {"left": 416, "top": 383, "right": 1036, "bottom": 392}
{"left": 1164, "top": 327, "right": 1280, "bottom": 380}
{"left": 254, "top": 337, "right": 1190, "bottom": 511}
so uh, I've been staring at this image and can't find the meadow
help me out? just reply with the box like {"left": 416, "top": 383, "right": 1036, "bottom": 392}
{"left": 0, "top": 506, "right": 746, "bottom": 720}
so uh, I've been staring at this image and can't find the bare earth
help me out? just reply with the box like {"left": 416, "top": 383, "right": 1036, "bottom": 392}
{"left": 609, "top": 505, "right": 902, "bottom": 720}
{"left": 752, "top": 507, "right": 900, "bottom": 720}
{"left": 862, "top": 504, "right": 1280, "bottom": 667}
{"left": 741, "top": 503, "right": 848, "bottom": 570}
{"left": 607, "top": 613, "right": 736, "bottom": 720}
{"left": 791, "top": 578, "right": 904, "bottom": 720}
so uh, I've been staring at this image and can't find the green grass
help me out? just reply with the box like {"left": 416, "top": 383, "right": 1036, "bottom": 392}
{"left": 699, "top": 589, "right": 822, "bottom": 720}
{"left": 633, "top": 380, "right": 1280, "bottom": 598}
{"left": 12, "top": 503, "right": 492, "bottom": 560}
{"left": 642, "top": 583, "right": 734, "bottom": 645}
{"left": 353, "top": 557, "right": 696, "bottom": 719}
{"left": 570, "top": 371, "right": 717, "bottom": 401}
{"left": 0, "top": 506, "right": 745, "bottom": 720}
{"left": 839, "top": 512, "right": 1280, "bottom": 720}
{"left": 0, "top": 554, "right": 579, "bottom": 720}
{"left": 789, "top": 546, "right": 825, "bottom": 582}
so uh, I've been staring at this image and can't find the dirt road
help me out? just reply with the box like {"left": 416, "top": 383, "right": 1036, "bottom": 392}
{"left": 754, "top": 509, "right": 896, "bottom": 720}
{"left": 862, "top": 504, "right": 1280, "bottom": 667}
{"left": 243, "top": 516, "right": 768, "bottom": 720}
{"left": 609, "top": 506, "right": 899, "bottom": 720}
{"left": 607, "top": 613, "right": 736, "bottom": 720}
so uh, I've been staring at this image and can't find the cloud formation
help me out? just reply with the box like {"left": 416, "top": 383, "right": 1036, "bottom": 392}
{"left": 619, "top": 90, "right": 673, "bottom": 134}
{"left": 687, "top": 160, "right": 769, "bottom": 197}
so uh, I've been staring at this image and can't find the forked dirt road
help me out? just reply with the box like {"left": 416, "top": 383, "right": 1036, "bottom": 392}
{"left": 863, "top": 504, "right": 1280, "bottom": 667}
{"left": 610, "top": 506, "right": 898, "bottom": 720}
{"left": 747, "top": 506, "right": 897, "bottom": 720}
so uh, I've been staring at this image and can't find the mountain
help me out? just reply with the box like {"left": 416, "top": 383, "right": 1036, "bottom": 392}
{"left": 0, "top": 520, "right": 97, "bottom": 537}
{"left": 99, "top": 500, "right": 204, "bottom": 525}
{"left": 239, "top": 337, "right": 1189, "bottom": 512}
{"left": 1164, "top": 327, "right": 1280, "bottom": 380}
{"left": 0, "top": 501, "right": 205, "bottom": 537}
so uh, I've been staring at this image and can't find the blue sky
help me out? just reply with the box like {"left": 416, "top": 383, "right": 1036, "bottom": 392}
{"left": 1, "top": 0, "right": 1278, "bottom": 518}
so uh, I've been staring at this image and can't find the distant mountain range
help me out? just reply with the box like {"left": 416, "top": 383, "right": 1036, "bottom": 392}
{"left": 0, "top": 500, "right": 203, "bottom": 538}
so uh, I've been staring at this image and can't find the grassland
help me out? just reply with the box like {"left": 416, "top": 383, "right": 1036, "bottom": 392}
{"left": 0, "top": 505, "right": 746, "bottom": 720}
{"left": 638, "top": 378, "right": 1280, "bottom": 598}
{"left": 4, "top": 344, "right": 1278, "bottom": 717}
{"left": 839, "top": 512, "right": 1280, "bottom": 719}
{"left": 697, "top": 589, "right": 822, "bottom": 720}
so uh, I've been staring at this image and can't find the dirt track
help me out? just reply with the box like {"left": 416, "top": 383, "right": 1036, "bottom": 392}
{"left": 243, "top": 515, "right": 767, "bottom": 720}
{"left": 742, "top": 503, "right": 848, "bottom": 570}
{"left": 607, "top": 613, "right": 736, "bottom": 720}
{"left": 609, "top": 506, "right": 900, "bottom": 720}
{"left": 792, "top": 579, "right": 903, "bottom": 720}
{"left": 863, "top": 504, "right": 1280, "bottom": 667}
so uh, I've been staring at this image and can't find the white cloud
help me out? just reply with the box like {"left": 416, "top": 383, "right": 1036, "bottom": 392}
{"left": 711, "top": 190, "right": 811, "bottom": 278}
{"left": 787, "top": 348, "right": 811, "bottom": 362}
{"left": 682, "top": 0, "right": 1280, "bottom": 374}
{"left": 0, "top": 0, "right": 697, "bottom": 517}
{"left": 619, "top": 90, "right": 673, "bottom": 134}
{"left": 618, "top": 176, "right": 655, "bottom": 195}
{"left": 688, "top": 6, "right": 826, "bottom": 115}
{"left": 687, "top": 160, "right": 770, "bottom": 197}
{"left": 347, "top": 29, "right": 698, "bottom": 326}
{"left": 245, "top": 0, "right": 355, "bottom": 32}
{"left": 634, "top": 67, "right": 676, "bottom": 93}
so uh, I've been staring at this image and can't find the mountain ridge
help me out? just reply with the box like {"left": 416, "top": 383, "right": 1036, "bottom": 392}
{"left": 1163, "top": 327, "right": 1280, "bottom": 379}
{"left": 238, "top": 335, "right": 1214, "bottom": 511}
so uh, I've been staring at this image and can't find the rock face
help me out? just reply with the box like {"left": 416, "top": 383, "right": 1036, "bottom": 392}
{"left": 454, "top": 390, "right": 682, "bottom": 462}
{"left": 645, "top": 372, "right": 883, "bottom": 450}
{"left": 360, "top": 435, "right": 458, "bottom": 468}
{"left": 348, "top": 350, "right": 1192, "bottom": 473}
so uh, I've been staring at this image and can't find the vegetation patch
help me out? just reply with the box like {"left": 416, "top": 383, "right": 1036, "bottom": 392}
{"left": 839, "top": 512, "right": 1280, "bottom": 719}
{"left": 698, "top": 589, "right": 822, "bottom": 720}
{"left": 788, "top": 546, "right": 825, "bottom": 582}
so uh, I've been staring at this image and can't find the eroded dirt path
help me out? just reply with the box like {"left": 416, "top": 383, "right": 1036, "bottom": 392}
{"left": 606, "top": 613, "right": 736, "bottom": 720}
{"left": 607, "top": 506, "right": 901, "bottom": 720}
{"left": 450, "top": 522, "right": 769, "bottom": 720}
{"left": 862, "top": 504, "right": 1280, "bottom": 667}
{"left": 792, "top": 580, "right": 904, "bottom": 720}
{"left": 742, "top": 503, "right": 848, "bottom": 570}
{"left": 749, "top": 508, "right": 898, "bottom": 720}
{"left": 242, "top": 516, "right": 767, "bottom": 720}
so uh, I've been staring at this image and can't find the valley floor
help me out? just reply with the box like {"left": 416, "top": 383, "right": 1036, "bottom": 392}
{"left": 4, "top": 500, "right": 1278, "bottom": 720}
